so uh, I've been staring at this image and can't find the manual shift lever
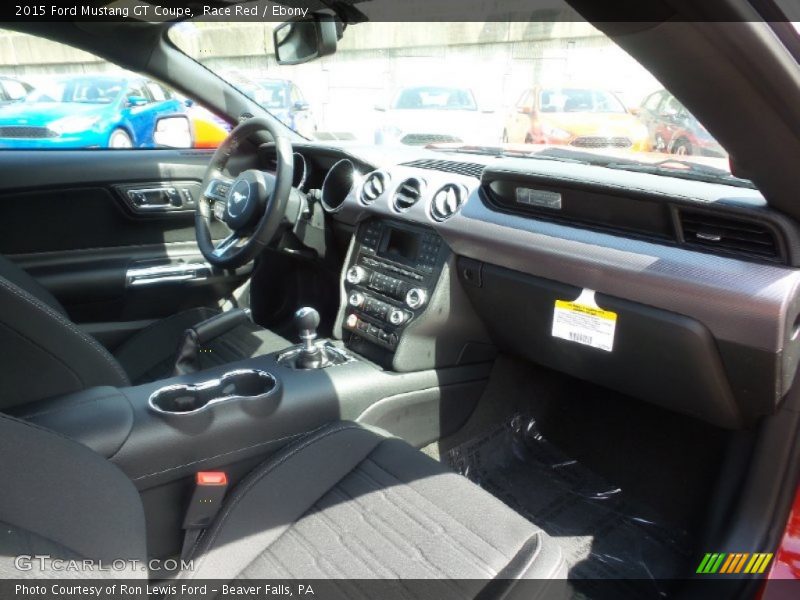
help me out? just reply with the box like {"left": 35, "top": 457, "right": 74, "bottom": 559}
{"left": 277, "top": 306, "right": 352, "bottom": 370}
{"left": 294, "top": 307, "right": 323, "bottom": 369}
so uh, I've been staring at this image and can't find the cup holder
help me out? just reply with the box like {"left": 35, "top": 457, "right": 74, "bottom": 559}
{"left": 149, "top": 369, "right": 277, "bottom": 416}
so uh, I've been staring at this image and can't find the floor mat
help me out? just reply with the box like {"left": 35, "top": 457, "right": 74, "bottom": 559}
{"left": 445, "top": 414, "right": 694, "bottom": 599}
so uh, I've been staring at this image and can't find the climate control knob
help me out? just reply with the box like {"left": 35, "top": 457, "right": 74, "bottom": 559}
{"left": 346, "top": 266, "right": 367, "bottom": 285}
{"left": 405, "top": 288, "right": 428, "bottom": 310}
{"left": 389, "top": 308, "right": 408, "bottom": 325}
{"left": 349, "top": 292, "right": 365, "bottom": 308}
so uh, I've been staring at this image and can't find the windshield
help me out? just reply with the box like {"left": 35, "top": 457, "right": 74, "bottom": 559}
{"left": 170, "top": 18, "right": 742, "bottom": 185}
{"left": 27, "top": 79, "right": 121, "bottom": 104}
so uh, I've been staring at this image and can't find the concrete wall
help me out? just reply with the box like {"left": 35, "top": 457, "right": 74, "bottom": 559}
{"left": 0, "top": 22, "right": 662, "bottom": 141}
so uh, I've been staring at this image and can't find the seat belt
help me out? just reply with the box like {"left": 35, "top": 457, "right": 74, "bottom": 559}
{"left": 181, "top": 471, "right": 229, "bottom": 561}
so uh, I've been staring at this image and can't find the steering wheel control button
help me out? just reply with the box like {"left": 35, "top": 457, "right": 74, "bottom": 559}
{"left": 213, "top": 201, "right": 226, "bottom": 221}
{"left": 346, "top": 266, "right": 368, "bottom": 285}
{"left": 405, "top": 288, "right": 428, "bottom": 310}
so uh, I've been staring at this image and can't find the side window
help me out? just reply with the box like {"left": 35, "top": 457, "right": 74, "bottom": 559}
{"left": 662, "top": 96, "right": 683, "bottom": 116}
{"left": 126, "top": 83, "right": 149, "bottom": 102}
{"left": 3, "top": 79, "right": 29, "bottom": 101}
{"left": 290, "top": 84, "right": 304, "bottom": 105}
{"left": 643, "top": 91, "right": 663, "bottom": 112}
{"left": 0, "top": 28, "right": 227, "bottom": 150}
{"left": 516, "top": 90, "right": 533, "bottom": 111}
{"left": 146, "top": 82, "right": 169, "bottom": 102}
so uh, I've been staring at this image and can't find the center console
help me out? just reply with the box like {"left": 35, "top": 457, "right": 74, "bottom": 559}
{"left": 340, "top": 219, "right": 449, "bottom": 360}
{"left": 12, "top": 216, "right": 496, "bottom": 560}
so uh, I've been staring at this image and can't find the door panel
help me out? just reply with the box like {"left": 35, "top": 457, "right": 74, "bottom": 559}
{"left": 0, "top": 149, "right": 246, "bottom": 326}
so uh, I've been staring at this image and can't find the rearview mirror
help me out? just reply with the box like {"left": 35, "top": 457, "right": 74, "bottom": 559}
{"left": 273, "top": 14, "right": 340, "bottom": 65}
{"left": 154, "top": 115, "right": 192, "bottom": 149}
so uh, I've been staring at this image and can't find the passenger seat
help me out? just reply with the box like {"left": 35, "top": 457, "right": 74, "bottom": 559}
{"left": 0, "top": 416, "right": 566, "bottom": 594}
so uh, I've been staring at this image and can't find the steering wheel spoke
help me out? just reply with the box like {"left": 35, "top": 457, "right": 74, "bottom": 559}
{"left": 204, "top": 175, "right": 234, "bottom": 203}
{"left": 212, "top": 232, "right": 250, "bottom": 259}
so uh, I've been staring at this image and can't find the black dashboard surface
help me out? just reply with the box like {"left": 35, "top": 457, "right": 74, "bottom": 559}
{"left": 293, "top": 141, "right": 800, "bottom": 426}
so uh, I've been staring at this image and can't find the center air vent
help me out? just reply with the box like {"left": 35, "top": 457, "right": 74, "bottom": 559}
{"left": 678, "top": 209, "right": 782, "bottom": 263}
{"left": 360, "top": 172, "right": 386, "bottom": 205}
{"left": 392, "top": 178, "right": 423, "bottom": 212}
{"left": 430, "top": 184, "right": 466, "bottom": 221}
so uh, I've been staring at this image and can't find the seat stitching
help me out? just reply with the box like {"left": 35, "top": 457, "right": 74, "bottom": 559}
{"left": 351, "top": 463, "right": 505, "bottom": 573}
{"left": 302, "top": 491, "right": 399, "bottom": 578}
{"left": 185, "top": 423, "right": 371, "bottom": 568}
{"left": 0, "top": 276, "right": 129, "bottom": 384}
{"left": 362, "top": 457, "right": 515, "bottom": 559}
{"left": 282, "top": 525, "right": 353, "bottom": 578}
{"left": 130, "top": 431, "right": 307, "bottom": 481}
{"left": 323, "top": 484, "right": 476, "bottom": 591}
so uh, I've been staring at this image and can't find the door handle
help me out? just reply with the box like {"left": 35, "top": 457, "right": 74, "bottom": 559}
{"left": 115, "top": 182, "right": 199, "bottom": 214}
{"left": 126, "top": 262, "right": 212, "bottom": 287}
{"left": 126, "top": 187, "right": 191, "bottom": 211}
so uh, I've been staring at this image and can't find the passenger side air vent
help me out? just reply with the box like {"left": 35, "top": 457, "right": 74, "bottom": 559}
{"left": 400, "top": 159, "right": 484, "bottom": 179}
{"left": 678, "top": 210, "right": 782, "bottom": 262}
{"left": 430, "top": 184, "right": 466, "bottom": 221}
{"left": 392, "top": 178, "right": 423, "bottom": 212}
{"left": 360, "top": 172, "right": 387, "bottom": 205}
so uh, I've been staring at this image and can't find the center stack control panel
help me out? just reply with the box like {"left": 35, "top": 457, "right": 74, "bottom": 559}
{"left": 342, "top": 218, "right": 448, "bottom": 355}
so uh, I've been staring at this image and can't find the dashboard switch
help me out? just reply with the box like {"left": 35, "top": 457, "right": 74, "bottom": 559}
{"left": 345, "top": 314, "right": 359, "bottom": 329}
{"left": 405, "top": 288, "right": 428, "bottom": 310}
{"left": 389, "top": 308, "right": 408, "bottom": 325}
{"left": 346, "top": 266, "right": 368, "bottom": 285}
{"left": 349, "top": 292, "right": 365, "bottom": 308}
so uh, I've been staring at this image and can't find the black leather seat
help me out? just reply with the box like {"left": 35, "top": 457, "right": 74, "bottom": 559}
{"left": 0, "top": 256, "right": 290, "bottom": 409}
{"left": 0, "top": 416, "right": 567, "bottom": 593}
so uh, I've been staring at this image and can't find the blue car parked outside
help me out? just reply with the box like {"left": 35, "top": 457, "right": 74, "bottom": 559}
{"left": 0, "top": 75, "right": 184, "bottom": 148}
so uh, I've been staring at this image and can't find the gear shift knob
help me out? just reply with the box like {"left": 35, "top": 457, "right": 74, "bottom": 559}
{"left": 295, "top": 307, "right": 320, "bottom": 340}
{"left": 294, "top": 307, "right": 323, "bottom": 369}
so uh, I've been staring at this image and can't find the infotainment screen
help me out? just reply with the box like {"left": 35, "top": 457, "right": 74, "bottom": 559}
{"left": 381, "top": 227, "right": 420, "bottom": 262}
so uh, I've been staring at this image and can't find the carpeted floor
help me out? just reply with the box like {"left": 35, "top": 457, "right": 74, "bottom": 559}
{"left": 423, "top": 356, "right": 731, "bottom": 598}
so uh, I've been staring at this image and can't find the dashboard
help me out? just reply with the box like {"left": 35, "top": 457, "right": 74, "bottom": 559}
{"left": 276, "top": 142, "right": 800, "bottom": 428}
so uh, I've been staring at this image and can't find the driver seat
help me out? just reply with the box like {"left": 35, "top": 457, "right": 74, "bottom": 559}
{"left": 0, "top": 255, "right": 290, "bottom": 410}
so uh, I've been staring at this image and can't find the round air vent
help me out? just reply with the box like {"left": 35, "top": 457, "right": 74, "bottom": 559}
{"left": 392, "top": 178, "right": 423, "bottom": 212}
{"left": 430, "top": 184, "right": 466, "bottom": 221}
{"left": 360, "top": 171, "right": 387, "bottom": 205}
{"left": 320, "top": 159, "right": 355, "bottom": 213}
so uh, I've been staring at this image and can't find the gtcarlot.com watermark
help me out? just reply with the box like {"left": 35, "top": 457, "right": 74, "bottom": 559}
{"left": 14, "top": 554, "right": 194, "bottom": 573}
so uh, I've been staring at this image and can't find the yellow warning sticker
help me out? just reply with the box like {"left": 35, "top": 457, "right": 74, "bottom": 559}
{"left": 552, "top": 290, "right": 617, "bottom": 352}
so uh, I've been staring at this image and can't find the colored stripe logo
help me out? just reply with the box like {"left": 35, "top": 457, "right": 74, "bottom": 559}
{"left": 696, "top": 553, "right": 773, "bottom": 574}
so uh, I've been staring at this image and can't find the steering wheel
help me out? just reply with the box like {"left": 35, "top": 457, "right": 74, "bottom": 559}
{"left": 197, "top": 117, "right": 293, "bottom": 269}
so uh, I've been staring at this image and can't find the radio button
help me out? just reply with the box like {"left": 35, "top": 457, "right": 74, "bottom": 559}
{"left": 389, "top": 308, "right": 408, "bottom": 325}
{"left": 346, "top": 314, "right": 359, "bottom": 329}
{"left": 346, "top": 266, "right": 368, "bottom": 284}
{"left": 405, "top": 288, "right": 428, "bottom": 309}
{"left": 349, "top": 292, "right": 365, "bottom": 308}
